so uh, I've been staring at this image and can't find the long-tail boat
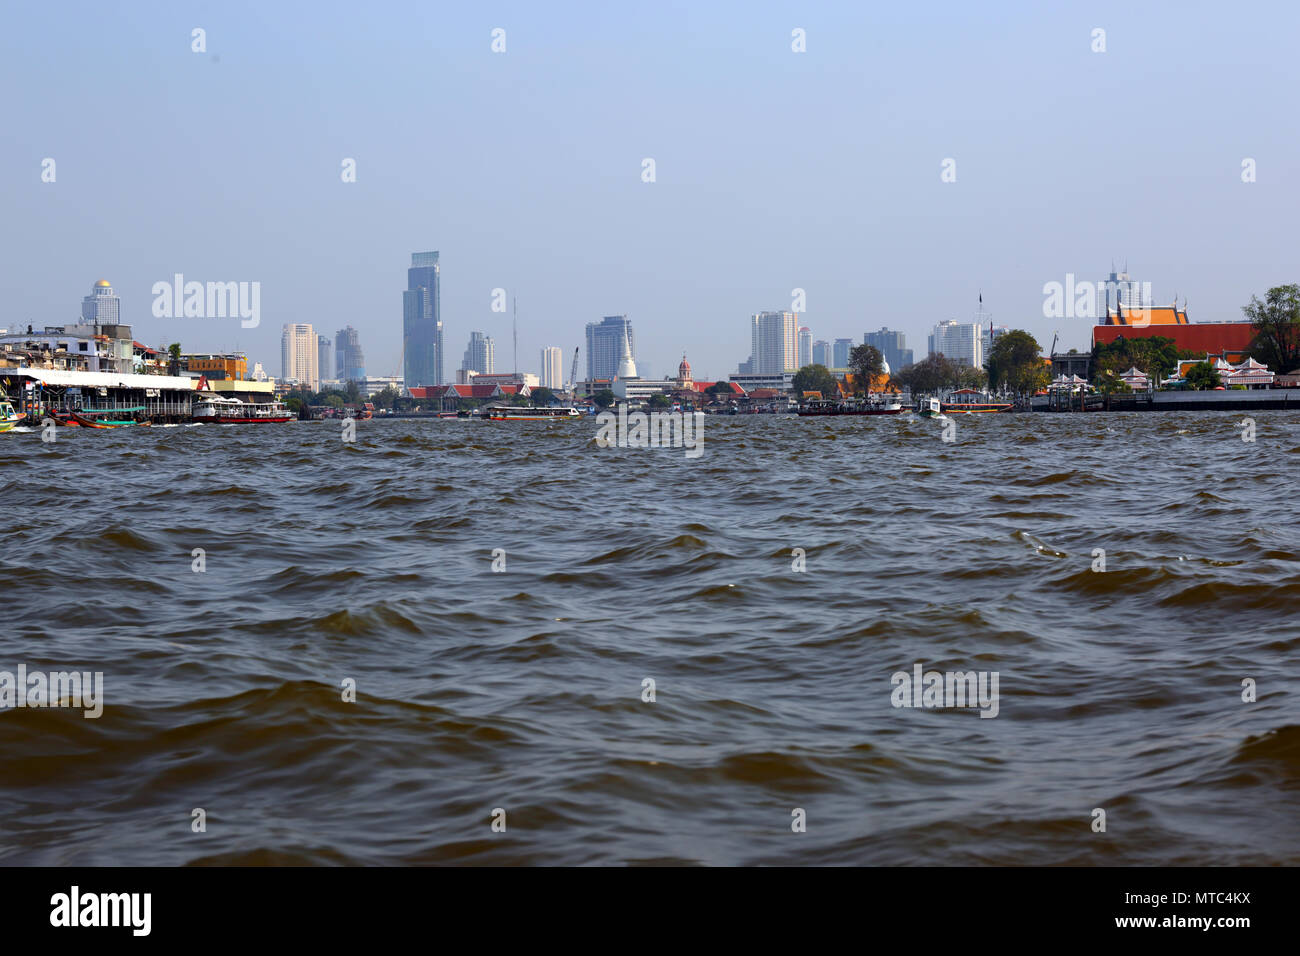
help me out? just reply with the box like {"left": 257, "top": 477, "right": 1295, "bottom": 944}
{"left": 68, "top": 410, "right": 150, "bottom": 428}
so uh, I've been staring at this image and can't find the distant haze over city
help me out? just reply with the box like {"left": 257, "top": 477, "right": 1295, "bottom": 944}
{"left": 4, "top": 2, "right": 1298, "bottom": 379}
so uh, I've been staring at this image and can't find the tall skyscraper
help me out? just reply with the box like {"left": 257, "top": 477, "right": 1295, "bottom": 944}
{"left": 798, "top": 327, "right": 813, "bottom": 368}
{"left": 404, "top": 251, "right": 443, "bottom": 388}
{"left": 282, "top": 323, "right": 318, "bottom": 390}
{"left": 317, "top": 335, "right": 332, "bottom": 383}
{"left": 833, "top": 338, "right": 853, "bottom": 369}
{"left": 864, "top": 327, "right": 914, "bottom": 371}
{"left": 928, "top": 320, "right": 983, "bottom": 369}
{"left": 585, "top": 316, "right": 635, "bottom": 380}
{"left": 750, "top": 311, "right": 798, "bottom": 374}
{"left": 1101, "top": 264, "right": 1147, "bottom": 314}
{"left": 461, "top": 331, "right": 495, "bottom": 374}
{"left": 82, "top": 279, "right": 120, "bottom": 325}
{"left": 812, "top": 340, "right": 832, "bottom": 367}
{"left": 335, "top": 326, "right": 366, "bottom": 381}
{"left": 540, "top": 346, "right": 564, "bottom": 389}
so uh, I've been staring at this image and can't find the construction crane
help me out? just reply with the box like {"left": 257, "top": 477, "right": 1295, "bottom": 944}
{"left": 566, "top": 347, "right": 580, "bottom": 401}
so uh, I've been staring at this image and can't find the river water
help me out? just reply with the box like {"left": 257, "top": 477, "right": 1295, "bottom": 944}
{"left": 1, "top": 412, "right": 1297, "bottom": 865}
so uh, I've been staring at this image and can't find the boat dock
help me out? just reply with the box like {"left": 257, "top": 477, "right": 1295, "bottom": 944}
{"left": 1034, "top": 388, "right": 1300, "bottom": 412}
{"left": 0, "top": 368, "right": 199, "bottom": 424}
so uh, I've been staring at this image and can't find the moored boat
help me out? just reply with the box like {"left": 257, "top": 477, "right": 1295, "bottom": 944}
{"left": 797, "top": 399, "right": 903, "bottom": 416}
{"left": 68, "top": 410, "right": 150, "bottom": 428}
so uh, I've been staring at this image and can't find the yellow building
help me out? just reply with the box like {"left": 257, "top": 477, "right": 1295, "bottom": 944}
{"left": 184, "top": 353, "right": 247, "bottom": 381}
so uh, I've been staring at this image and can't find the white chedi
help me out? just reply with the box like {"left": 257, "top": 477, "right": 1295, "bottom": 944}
{"left": 615, "top": 328, "right": 638, "bottom": 379}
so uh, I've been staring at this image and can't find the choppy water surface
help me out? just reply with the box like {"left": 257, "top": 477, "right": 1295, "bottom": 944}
{"left": 1, "top": 412, "right": 1298, "bottom": 865}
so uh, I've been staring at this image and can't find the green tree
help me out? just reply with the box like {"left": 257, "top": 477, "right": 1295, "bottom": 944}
{"left": 848, "top": 344, "right": 884, "bottom": 394}
{"left": 791, "top": 363, "right": 839, "bottom": 398}
{"left": 1091, "top": 334, "right": 1181, "bottom": 384}
{"left": 593, "top": 389, "right": 615, "bottom": 408}
{"left": 1184, "top": 361, "right": 1222, "bottom": 390}
{"left": 647, "top": 394, "right": 672, "bottom": 409}
{"left": 960, "top": 366, "right": 990, "bottom": 390}
{"left": 343, "top": 380, "right": 362, "bottom": 404}
{"left": 325, "top": 394, "right": 345, "bottom": 409}
{"left": 530, "top": 386, "right": 556, "bottom": 407}
{"left": 371, "top": 386, "right": 400, "bottom": 410}
{"left": 985, "top": 330, "right": 1046, "bottom": 394}
{"left": 1242, "top": 283, "right": 1300, "bottom": 372}
{"left": 1095, "top": 370, "right": 1132, "bottom": 394}
{"left": 897, "top": 353, "right": 962, "bottom": 394}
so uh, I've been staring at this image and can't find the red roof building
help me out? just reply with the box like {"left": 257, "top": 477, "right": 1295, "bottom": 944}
{"left": 1093, "top": 302, "right": 1255, "bottom": 359}
{"left": 408, "top": 382, "right": 531, "bottom": 405}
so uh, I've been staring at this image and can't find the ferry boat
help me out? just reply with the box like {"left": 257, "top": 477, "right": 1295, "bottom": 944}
{"left": 485, "top": 405, "right": 581, "bottom": 421}
{"left": 940, "top": 388, "right": 1014, "bottom": 414}
{"left": 797, "top": 399, "right": 903, "bottom": 416}
{"left": 918, "top": 397, "right": 943, "bottom": 418}
{"left": 192, "top": 395, "right": 293, "bottom": 424}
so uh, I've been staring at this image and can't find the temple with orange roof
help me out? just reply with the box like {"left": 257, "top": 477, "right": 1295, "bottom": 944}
{"left": 1092, "top": 301, "right": 1256, "bottom": 361}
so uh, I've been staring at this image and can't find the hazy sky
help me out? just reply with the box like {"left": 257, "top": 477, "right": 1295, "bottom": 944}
{"left": 4, "top": 1, "right": 1299, "bottom": 380}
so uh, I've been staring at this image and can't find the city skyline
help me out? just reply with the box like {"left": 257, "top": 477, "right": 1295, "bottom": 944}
{"left": 7, "top": 4, "right": 1297, "bottom": 383}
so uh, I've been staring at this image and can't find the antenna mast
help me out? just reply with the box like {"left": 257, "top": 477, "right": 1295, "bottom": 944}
{"left": 513, "top": 296, "right": 518, "bottom": 375}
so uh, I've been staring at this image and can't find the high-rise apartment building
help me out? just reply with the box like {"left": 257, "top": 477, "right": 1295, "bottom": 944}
{"left": 749, "top": 311, "right": 798, "bottom": 374}
{"left": 461, "top": 331, "right": 495, "bottom": 374}
{"left": 981, "top": 324, "right": 1011, "bottom": 359}
{"left": 812, "top": 340, "right": 832, "bottom": 367}
{"left": 540, "top": 346, "right": 564, "bottom": 389}
{"left": 928, "top": 320, "right": 983, "bottom": 369}
{"left": 403, "top": 251, "right": 443, "bottom": 388}
{"left": 282, "top": 323, "right": 318, "bottom": 390}
{"left": 585, "top": 316, "right": 635, "bottom": 380}
{"left": 798, "top": 327, "right": 813, "bottom": 368}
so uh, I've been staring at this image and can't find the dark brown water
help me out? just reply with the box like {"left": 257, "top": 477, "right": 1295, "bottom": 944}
{"left": 1, "top": 412, "right": 1298, "bottom": 865}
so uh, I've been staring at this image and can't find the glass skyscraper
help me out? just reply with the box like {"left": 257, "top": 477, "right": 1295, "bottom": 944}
{"left": 585, "top": 316, "right": 635, "bottom": 381}
{"left": 864, "top": 327, "right": 914, "bottom": 371}
{"left": 335, "top": 325, "right": 366, "bottom": 381}
{"left": 317, "top": 335, "right": 332, "bottom": 383}
{"left": 832, "top": 338, "right": 853, "bottom": 369}
{"left": 404, "top": 251, "right": 443, "bottom": 388}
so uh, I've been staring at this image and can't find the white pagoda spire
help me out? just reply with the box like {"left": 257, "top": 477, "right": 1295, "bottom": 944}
{"left": 615, "top": 327, "right": 638, "bottom": 379}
